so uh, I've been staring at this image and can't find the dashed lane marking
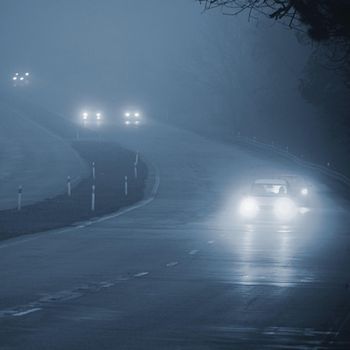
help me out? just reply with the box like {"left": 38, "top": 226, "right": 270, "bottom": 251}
{"left": 189, "top": 249, "right": 199, "bottom": 255}
{"left": 133, "top": 272, "right": 149, "bottom": 278}
{"left": 208, "top": 240, "right": 215, "bottom": 244}
{"left": 0, "top": 276, "right": 139, "bottom": 319}
{"left": 166, "top": 261, "right": 179, "bottom": 268}
{"left": 13, "top": 308, "right": 42, "bottom": 317}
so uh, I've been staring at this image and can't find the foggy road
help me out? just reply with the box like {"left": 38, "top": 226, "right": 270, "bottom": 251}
{"left": 0, "top": 101, "right": 87, "bottom": 210}
{"left": 1, "top": 122, "right": 350, "bottom": 349}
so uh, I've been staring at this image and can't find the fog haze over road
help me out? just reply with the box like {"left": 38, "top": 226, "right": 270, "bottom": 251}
{"left": 0, "top": 0, "right": 317, "bottom": 131}
{"left": 1, "top": 122, "right": 350, "bottom": 349}
{"left": 1, "top": 1, "right": 350, "bottom": 349}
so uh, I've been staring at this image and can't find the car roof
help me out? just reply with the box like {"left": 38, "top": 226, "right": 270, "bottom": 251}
{"left": 253, "top": 179, "right": 288, "bottom": 185}
{"left": 279, "top": 174, "right": 304, "bottom": 180}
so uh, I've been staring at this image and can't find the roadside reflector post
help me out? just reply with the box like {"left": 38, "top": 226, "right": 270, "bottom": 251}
{"left": 92, "top": 161, "right": 96, "bottom": 181}
{"left": 135, "top": 152, "right": 139, "bottom": 166}
{"left": 17, "top": 185, "right": 23, "bottom": 211}
{"left": 124, "top": 176, "right": 128, "bottom": 196}
{"left": 134, "top": 163, "right": 138, "bottom": 179}
{"left": 286, "top": 146, "right": 289, "bottom": 152}
{"left": 91, "top": 184, "right": 95, "bottom": 211}
{"left": 67, "top": 176, "right": 71, "bottom": 196}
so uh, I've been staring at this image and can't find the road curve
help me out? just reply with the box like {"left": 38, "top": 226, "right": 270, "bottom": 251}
{"left": 0, "top": 122, "right": 350, "bottom": 349}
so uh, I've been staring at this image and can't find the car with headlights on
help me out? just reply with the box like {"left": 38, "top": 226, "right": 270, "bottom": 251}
{"left": 238, "top": 178, "right": 302, "bottom": 222}
{"left": 279, "top": 174, "right": 311, "bottom": 206}
{"left": 123, "top": 110, "right": 142, "bottom": 126}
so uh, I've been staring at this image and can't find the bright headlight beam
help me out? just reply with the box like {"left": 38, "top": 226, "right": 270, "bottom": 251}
{"left": 301, "top": 188, "right": 308, "bottom": 196}
{"left": 239, "top": 197, "right": 259, "bottom": 219}
{"left": 274, "top": 198, "right": 297, "bottom": 220}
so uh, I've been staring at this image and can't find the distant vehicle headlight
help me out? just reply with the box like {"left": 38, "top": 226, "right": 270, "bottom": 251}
{"left": 274, "top": 198, "right": 297, "bottom": 220}
{"left": 301, "top": 188, "right": 308, "bottom": 196}
{"left": 134, "top": 120, "right": 140, "bottom": 125}
{"left": 239, "top": 197, "right": 259, "bottom": 218}
{"left": 125, "top": 120, "right": 131, "bottom": 125}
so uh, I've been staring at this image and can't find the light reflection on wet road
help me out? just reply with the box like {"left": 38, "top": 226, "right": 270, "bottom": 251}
{"left": 1, "top": 123, "right": 350, "bottom": 349}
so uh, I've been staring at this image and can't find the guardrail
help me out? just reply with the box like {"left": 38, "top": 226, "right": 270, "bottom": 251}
{"left": 236, "top": 134, "right": 350, "bottom": 187}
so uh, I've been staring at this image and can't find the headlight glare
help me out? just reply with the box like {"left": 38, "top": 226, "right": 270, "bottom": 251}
{"left": 274, "top": 198, "right": 297, "bottom": 220}
{"left": 301, "top": 188, "right": 308, "bottom": 196}
{"left": 239, "top": 197, "right": 259, "bottom": 218}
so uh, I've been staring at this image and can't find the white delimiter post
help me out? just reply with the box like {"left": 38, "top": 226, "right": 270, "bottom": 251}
{"left": 17, "top": 185, "right": 23, "bottom": 211}
{"left": 134, "top": 163, "right": 138, "bottom": 179}
{"left": 124, "top": 176, "right": 128, "bottom": 196}
{"left": 92, "top": 162, "right": 96, "bottom": 180}
{"left": 91, "top": 184, "right": 95, "bottom": 211}
{"left": 67, "top": 176, "right": 71, "bottom": 196}
{"left": 134, "top": 151, "right": 139, "bottom": 179}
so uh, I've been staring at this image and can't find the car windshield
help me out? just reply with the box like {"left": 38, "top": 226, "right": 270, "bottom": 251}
{"left": 252, "top": 183, "right": 288, "bottom": 196}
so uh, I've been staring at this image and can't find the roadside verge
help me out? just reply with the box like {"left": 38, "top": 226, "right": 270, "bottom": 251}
{"left": 0, "top": 140, "right": 148, "bottom": 241}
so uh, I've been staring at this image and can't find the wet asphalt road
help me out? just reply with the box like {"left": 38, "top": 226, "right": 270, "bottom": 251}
{"left": 1, "top": 122, "right": 350, "bottom": 349}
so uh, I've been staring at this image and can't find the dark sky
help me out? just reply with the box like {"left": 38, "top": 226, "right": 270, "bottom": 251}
{"left": 0, "top": 0, "right": 317, "bottom": 129}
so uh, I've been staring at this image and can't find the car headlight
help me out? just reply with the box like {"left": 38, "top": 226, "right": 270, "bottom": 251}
{"left": 274, "top": 198, "right": 297, "bottom": 220}
{"left": 125, "top": 120, "right": 131, "bottom": 125}
{"left": 239, "top": 197, "right": 259, "bottom": 218}
{"left": 301, "top": 187, "right": 308, "bottom": 196}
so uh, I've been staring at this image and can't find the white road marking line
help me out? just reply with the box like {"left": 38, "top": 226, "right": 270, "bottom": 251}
{"left": 207, "top": 240, "right": 215, "bottom": 244}
{"left": 100, "top": 282, "right": 115, "bottom": 288}
{"left": 0, "top": 166, "right": 160, "bottom": 250}
{"left": 0, "top": 276, "right": 136, "bottom": 319}
{"left": 189, "top": 249, "right": 199, "bottom": 255}
{"left": 134, "top": 272, "right": 149, "bottom": 278}
{"left": 13, "top": 308, "right": 42, "bottom": 317}
{"left": 166, "top": 261, "right": 179, "bottom": 267}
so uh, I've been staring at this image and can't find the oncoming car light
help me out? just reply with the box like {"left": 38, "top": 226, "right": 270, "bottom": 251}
{"left": 239, "top": 197, "right": 259, "bottom": 219}
{"left": 274, "top": 198, "right": 297, "bottom": 220}
{"left": 301, "top": 187, "right": 308, "bottom": 196}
